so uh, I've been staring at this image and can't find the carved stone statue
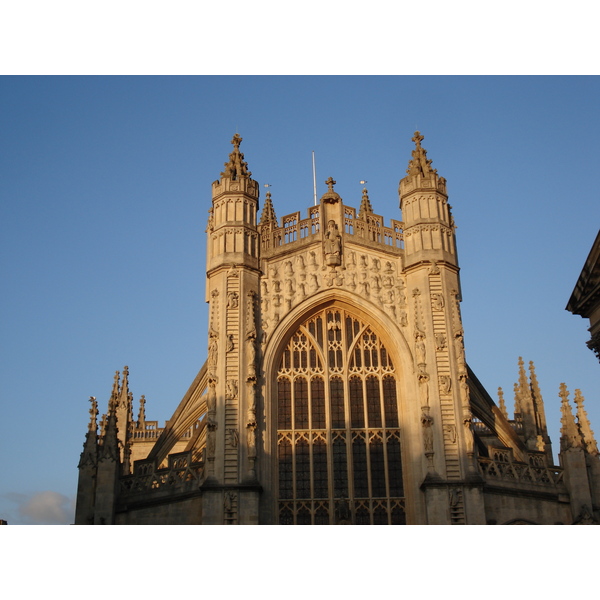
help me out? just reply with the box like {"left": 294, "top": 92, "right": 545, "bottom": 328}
{"left": 421, "top": 407, "right": 434, "bottom": 453}
{"left": 323, "top": 220, "right": 342, "bottom": 266}
{"left": 415, "top": 330, "right": 426, "bottom": 366}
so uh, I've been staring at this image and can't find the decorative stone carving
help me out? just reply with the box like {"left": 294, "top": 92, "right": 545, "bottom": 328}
{"left": 439, "top": 375, "right": 452, "bottom": 396}
{"left": 418, "top": 368, "right": 430, "bottom": 406}
{"left": 247, "top": 423, "right": 257, "bottom": 459}
{"left": 224, "top": 490, "right": 236, "bottom": 514}
{"left": 227, "top": 291, "right": 239, "bottom": 309}
{"left": 444, "top": 424, "right": 457, "bottom": 443}
{"left": 227, "top": 428, "right": 239, "bottom": 448}
{"left": 207, "top": 382, "right": 217, "bottom": 414}
{"left": 226, "top": 379, "right": 238, "bottom": 400}
{"left": 246, "top": 292, "right": 258, "bottom": 381}
{"left": 415, "top": 331, "right": 426, "bottom": 367}
{"left": 346, "top": 251, "right": 356, "bottom": 269}
{"left": 399, "top": 310, "right": 408, "bottom": 327}
{"left": 421, "top": 407, "right": 434, "bottom": 453}
{"left": 429, "top": 260, "right": 440, "bottom": 275}
{"left": 226, "top": 334, "right": 234, "bottom": 352}
{"left": 449, "top": 487, "right": 462, "bottom": 508}
{"left": 454, "top": 332, "right": 467, "bottom": 377}
{"left": 208, "top": 333, "right": 218, "bottom": 381}
{"left": 432, "top": 293, "right": 445, "bottom": 311}
{"left": 206, "top": 418, "right": 217, "bottom": 460}
{"left": 435, "top": 333, "right": 446, "bottom": 351}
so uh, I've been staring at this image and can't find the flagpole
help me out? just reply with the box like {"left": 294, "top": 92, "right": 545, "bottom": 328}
{"left": 312, "top": 151, "right": 317, "bottom": 206}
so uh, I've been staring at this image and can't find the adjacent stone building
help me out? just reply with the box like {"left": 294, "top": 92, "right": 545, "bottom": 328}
{"left": 567, "top": 230, "right": 600, "bottom": 363}
{"left": 75, "top": 133, "right": 600, "bottom": 525}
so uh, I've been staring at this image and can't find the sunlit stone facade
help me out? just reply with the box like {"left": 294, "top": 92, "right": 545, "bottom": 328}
{"left": 75, "top": 134, "right": 600, "bottom": 525}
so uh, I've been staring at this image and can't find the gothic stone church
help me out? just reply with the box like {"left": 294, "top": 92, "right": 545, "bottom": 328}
{"left": 75, "top": 133, "right": 600, "bottom": 525}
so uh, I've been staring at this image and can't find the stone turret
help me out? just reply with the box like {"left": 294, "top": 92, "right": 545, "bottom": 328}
{"left": 74, "top": 396, "right": 99, "bottom": 524}
{"left": 94, "top": 390, "right": 120, "bottom": 524}
{"left": 207, "top": 133, "right": 260, "bottom": 274}
{"left": 558, "top": 383, "right": 596, "bottom": 523}
{"left": 399, "top": 131, "right": 456, "bottom": 270}
{"left": 203, "top": 134, "right": 262, "bottom": 524}
{"left": 399, "top": 132, "right": 485, "bottom": 524}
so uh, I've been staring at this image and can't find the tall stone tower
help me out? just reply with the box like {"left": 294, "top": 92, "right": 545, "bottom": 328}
{"left": 399, "top": 131, "right": 485, "bottom": 524}
{"left": 203, "top": 133, "right": 262, "bottom": 524}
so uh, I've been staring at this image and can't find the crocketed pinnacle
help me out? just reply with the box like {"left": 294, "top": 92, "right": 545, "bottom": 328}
{"left": 559, "top": 383, "right": 583, "bottom": 451}
{"left": 221, "top": 133, "right": 251, "bottom": 180}
{"left": 574, "top": 389, "right": 599, "bottom": 455}
{"left": 78, "top": 396, "right": 99, "bottom": 469}
{"left": 358, "top": 188, "right": 373, "bottom": 220}
{"left": 108, "top": 370, "right": 120, "bottom": 412}
{"left": 512, "top": 381, "right": 520, "bottom": 413}
{"left": 406, "top": 131, "right": 437, "bottom": 177}
{"left": 259, "top": 191, "right": 277, "bottom": 225}
{"left": 88, "top": 396, "right": 98, "bottom": 431}
{"left": 137, "top": 395, "right": 147, "bottom": 427}
{"left": 497, "top": 387, "right": 508, "bottom": 419}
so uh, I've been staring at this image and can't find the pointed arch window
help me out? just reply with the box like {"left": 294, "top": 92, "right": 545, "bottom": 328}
{"left": 276, "top": 308, "right": 405, "bottom": 524}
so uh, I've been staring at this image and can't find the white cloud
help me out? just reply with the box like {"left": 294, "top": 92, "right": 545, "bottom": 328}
{"left": 2, "top": 491, "right": 74, "bottom": 525}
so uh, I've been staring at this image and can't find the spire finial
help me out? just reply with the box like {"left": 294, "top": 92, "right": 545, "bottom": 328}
{"left": 88, "top": 396, "right": 98, "bottom": 431}
{"left": 497, "top": 387, "right": 508, "bottom": 419}
{"left": 221, "top": 133, "right": 251, "bottom": 180}
{"left": 512, "top": 381, "right": 521, "bottom": 420}
{"left": 259, "top": 191, "right": 277, "bottom": 225}
{"left": 412, "top": 131, "right": 424, "bottom": 146}
{"left": 137, "top": 395, "right": 146, "bottom": 427}
{"left": 407, "top": 131, "right": 437, "bottom": 177}
{"left": 325, "top": 176, "right": 336, "bottom": 191}
{"left": 358, "top": 188, "right": 373, "bottom": 219}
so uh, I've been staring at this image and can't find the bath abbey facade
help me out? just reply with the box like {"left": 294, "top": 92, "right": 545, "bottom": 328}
{"left": 75, "top": 133, "right": 600, "bottom": 525}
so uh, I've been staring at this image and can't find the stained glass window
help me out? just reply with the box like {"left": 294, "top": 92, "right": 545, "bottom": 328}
{"left": 276, "top": 307, "right": 405, "bottom": 525}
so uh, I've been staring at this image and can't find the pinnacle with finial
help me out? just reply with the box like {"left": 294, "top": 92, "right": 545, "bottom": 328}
{"left": 231, "top": 133, "right": 242, "bottom": 149}
{"left": 88, "top": 396, "right": 98, "bottom": 431}
{"left": 221, "top": 133, "right": 251, "bottom": 180}
{"left": 358, "top": 188, "right": 373, "bottom": 219}
{"left": 559, "top": 383, "right": 583, "bottom": 451}
{"left": 325, "top": 177, "right": 336, "bottom": 190}
{"left": 406, "top": 131, "right": 436, "bottom": 177}
{"left": 412, "top": 131, "right": 424, "bottom": 146}
{"left": 513, "top": 382, "right": 521, "bottom": 416}
{"left": 574, "top": 389, "right": 599, "bottom": 455}
{"left": 497, "top": 387, "right": 508, "bottom": 419}
{"left": 259, "top": 191, "right": 277, "bottom": 225}
{"left": 137, "top": 395, "right": 146, "bottom": 426}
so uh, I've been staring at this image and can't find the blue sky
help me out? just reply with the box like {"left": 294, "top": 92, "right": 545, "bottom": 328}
{"left": 1, "top": 75, "right": 599, "bottom": 525}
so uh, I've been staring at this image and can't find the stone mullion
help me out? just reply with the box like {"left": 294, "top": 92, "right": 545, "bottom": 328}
{"left": 378, "top": 374, "right": 392, "bottom": 522}
{"left": 429, "top": 274, "right": 460, "bottom": 480}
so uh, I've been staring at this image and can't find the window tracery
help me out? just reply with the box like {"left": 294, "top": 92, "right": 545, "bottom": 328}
{"left": 276, "top": 307, "right": 405, "bottom": 524}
